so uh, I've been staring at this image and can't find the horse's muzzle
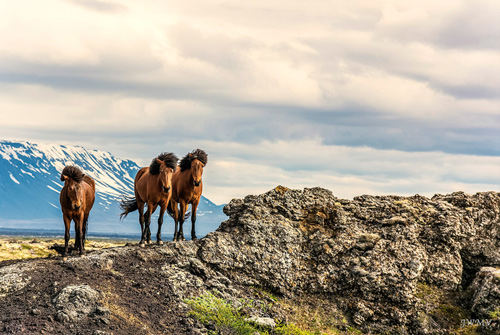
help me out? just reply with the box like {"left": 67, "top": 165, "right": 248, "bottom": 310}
{"left": 193, "top": 180, "right": 201, "bottom": 187}
{"left": 73, "top": 205, "right": 81, "bottom": 210}
{"left": 163, "top": 186, "right": 171, "bottom": 193}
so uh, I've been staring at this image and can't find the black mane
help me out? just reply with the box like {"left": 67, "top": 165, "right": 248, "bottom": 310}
{"left": 179, "top": 149, "right": 208, "bottom": 171}
{"left": 149, "top": 152, "right": 179, "bottom": 175}
{"left": 60, "top": 165, "right": 85, "bottom": 183}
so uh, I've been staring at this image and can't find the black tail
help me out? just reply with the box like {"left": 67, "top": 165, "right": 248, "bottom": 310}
{"left": 120, "top": 196, "right": 138, "bottom": 220}
{"left": 166, "top": 201, "right": 191, "bottom": 220}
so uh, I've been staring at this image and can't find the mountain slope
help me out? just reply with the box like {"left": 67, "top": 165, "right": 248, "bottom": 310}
{"left": 0, "top": 140, "right": 225, "bottom": 236}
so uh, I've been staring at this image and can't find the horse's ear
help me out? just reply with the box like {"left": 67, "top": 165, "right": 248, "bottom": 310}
{"left": 61, "top": 175, "right": 69, "bottom": 182}
{"left": 156, "top": 158, "right": 163, "bottom": 165}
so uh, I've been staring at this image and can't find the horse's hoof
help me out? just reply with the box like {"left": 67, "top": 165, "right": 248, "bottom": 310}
{"left": 79, "top": 254, "right": 85, "bottom": 258}
{"left": 192, "top": 237, "right": 198, "bottom": 241}
{"left": 62, "top": 256, "right": 68, "bottom": 261}
{"left": 157, "top": 240, "right": 163, "bottom": 245}
{"left": 139, "top": 243, "right": 145, "bottom": 248}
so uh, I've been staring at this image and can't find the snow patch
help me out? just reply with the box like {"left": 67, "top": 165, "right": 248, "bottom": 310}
{"left": 9, "top": 172, "right": 20, "bottom": 184}
{"left": 20, "top": 169, "right": 35, "bottom": 178}
{"left": 47, "top": 185, "right": 60, "bottom": 193}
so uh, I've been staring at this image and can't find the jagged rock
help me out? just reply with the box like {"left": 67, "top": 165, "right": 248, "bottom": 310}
{"left": 469, "top": 267, "right": 500, "bottom": 319}
{"left": 245, "top": 316, "right": 276, "bottom": 328}
{"left": 200, "top": 187, "right": 500, "bottom": 332}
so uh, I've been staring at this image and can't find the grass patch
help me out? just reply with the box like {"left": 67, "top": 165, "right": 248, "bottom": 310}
{"left": 489, "top": 307, "right": 500, "bottom": 320}
{"left": 185, "top": 292, "right": 328, "bottom": 335}
{"left": 275, "top": 323, "right": 315, "bottom": 335}
{"left": 185, "top": 292, "right": 260, "bottom": 334}
{"left": 0, "top": 237, "right": 127, "bottom": 261}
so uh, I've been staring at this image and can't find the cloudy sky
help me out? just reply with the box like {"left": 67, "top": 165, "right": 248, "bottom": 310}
{"left": 0, "top": 0, "right": 499, "bottom": 204}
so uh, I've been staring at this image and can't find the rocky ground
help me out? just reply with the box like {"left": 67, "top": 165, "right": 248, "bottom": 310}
{"left": 1, "top": 186, "right": 500, "bottom": 334}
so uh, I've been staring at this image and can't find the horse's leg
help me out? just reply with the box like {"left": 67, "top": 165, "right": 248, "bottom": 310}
{"left": 146, "top": 204, "right": 156, "bottom": 244}
{"left": 137, "top": 201, "right": 146, "bottom": 247}
{"left": 141, "top": 209, "right": 150, "bottom": 247}
{"left": 178, "top": 200, "right": 187, "bottom": 241}
{"left": 144, "top": 204, "right": 153, "bottom": 245}
{"left": 74, "top": 218, "right": 79, "bottom": 255}
{"left": 171, "top": 200, "right": 179, "bottom": 241}
{"left": 63, "top": 215, "right": 71, "bottom": 258}
{"left": 157, "top": 205, "right": 166, "bottom": 245}
{"left": 191, "top": 200, "right": 199, "bottom": 241}
{"left": 83, "top": 213, "right": 89, "bottom": 244}
{"left": 144, "top": 204, "right": 150, "bottom": 244}
{"left": 77, "top": 213, "right": 85, "bottom": 256}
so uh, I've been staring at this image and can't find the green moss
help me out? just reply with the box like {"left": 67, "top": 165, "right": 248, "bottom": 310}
{"left": 489, "top": 307, "right": 500, "bottom": 319}
{"left": 20, "top": 244, "right": 33, "bottom": 250}
{"left": 253, "top": 287, "right": 279, "bottom": 302}
{"left": 275, "top": 323, "right": 316, "bottom": 335}
{"left": 415, "top": 282, "right": 475, "bottom": 333}
{"left": 431, "top": 303, "right": 468, "bottom": 330}
{"left": 415, "top": 282, "right": 442, "bottom": 307}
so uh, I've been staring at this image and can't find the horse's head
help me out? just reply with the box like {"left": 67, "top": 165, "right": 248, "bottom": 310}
{"left": 156, "top": 158, "right": 174, "bottom": 193}
{"left": 150, "top": 152, "right": 178, "bottom": 194}
{"left": 190, "top": 156, "right": 205, "bottom": 187}
{"left": 60, "top": 166, "right": 86, "bottom": 211}
{"left": 180, "top": 149, "right": 207, "bottom": 187}
{"left": 62, "top": 175, "right": 84, "bottom": 210}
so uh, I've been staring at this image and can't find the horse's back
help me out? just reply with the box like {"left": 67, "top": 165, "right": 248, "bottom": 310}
{"left": 135, "top": 167, "right": 149, "bottom": 184}
{"left": 82, "top": 175, "right": 96, "bottom": 213}
{"left": 134, "top": 167, "right": 151, "bottom": 202}
{"left": 83, "top": 175, "right": 96, "bottom": 192}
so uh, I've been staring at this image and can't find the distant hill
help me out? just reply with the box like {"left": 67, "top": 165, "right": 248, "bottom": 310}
{"left": 0, "top": 140, "right": 226, "bottom": 237}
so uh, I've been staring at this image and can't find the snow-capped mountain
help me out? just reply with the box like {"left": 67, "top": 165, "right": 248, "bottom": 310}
{"left": 0, "top": 140, "right": 226, "bottom": 236}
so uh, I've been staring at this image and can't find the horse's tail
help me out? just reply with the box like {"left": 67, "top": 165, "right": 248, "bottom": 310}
{"left": 120, "top": 196, "right": 138, "bottom": 220}
{"left": 166, "top": 201, "right": 191, "bottom": 220}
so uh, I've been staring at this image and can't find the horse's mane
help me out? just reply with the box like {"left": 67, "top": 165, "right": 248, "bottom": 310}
{"left": 149, "top": 152, "right": 178, "bottom": 175}
{"left": 60, "top": 165, "right": 85, "bottom": 183}
{"left": 179, "top": 149, "right": 208, "bottom": 171}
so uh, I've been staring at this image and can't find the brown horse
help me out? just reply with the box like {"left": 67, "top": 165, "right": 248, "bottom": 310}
{"left": 59, "top": 166, "right": 95, "bottom": 258}
{"left": 168, "top": 149, "right": 207, "bottom": 241}
{"left": 120, "top": 152, "right": 178, "bottom": 247}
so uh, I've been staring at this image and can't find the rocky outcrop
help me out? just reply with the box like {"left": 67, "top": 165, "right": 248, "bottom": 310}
{"left": 1, "top": 186, "right": 499, "bottom": 334}
{"left": 0, "top": 262, "right": 34, "bottom": 297}
{"left": 53, "top": 284, "right": 107, "bottom": 324}
{"left": 198, "top": 187, "right": 500, "bottom": 333}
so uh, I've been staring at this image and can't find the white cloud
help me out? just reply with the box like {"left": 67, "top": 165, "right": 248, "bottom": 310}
{"left": 0, "top": 0, "right": 498, "bottom": 204}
